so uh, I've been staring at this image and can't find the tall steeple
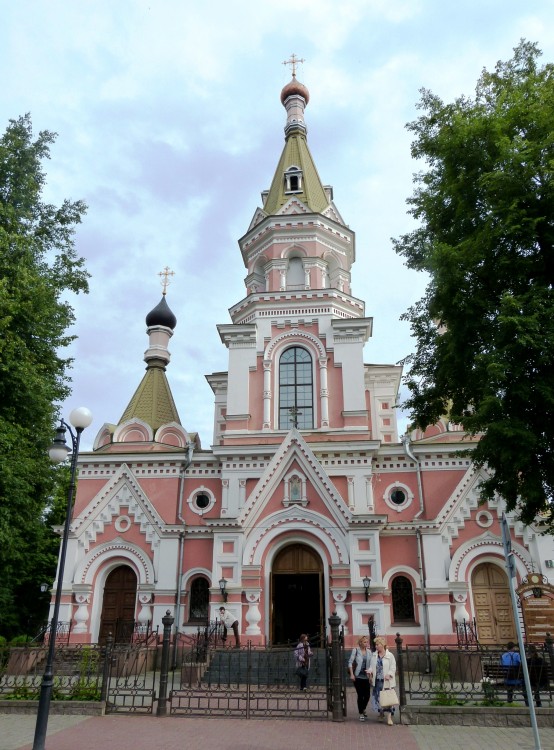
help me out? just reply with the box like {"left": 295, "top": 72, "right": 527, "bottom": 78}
{"left": 262, "top": 67, "right": 329, "bottom": 216}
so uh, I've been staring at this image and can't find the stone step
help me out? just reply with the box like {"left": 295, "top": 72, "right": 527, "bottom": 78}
{"left": 201, "top": 648, "right": 329, "bottom": 686}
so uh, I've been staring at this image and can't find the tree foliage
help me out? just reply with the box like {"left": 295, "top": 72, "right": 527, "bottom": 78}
{"left": 394, "top": 41, "right": 554, "bottom": 529}
{"left": 0, "top": 114, "right": 89, "bottom": 636}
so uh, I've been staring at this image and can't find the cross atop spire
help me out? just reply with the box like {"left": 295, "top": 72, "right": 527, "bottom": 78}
{"left": 282, "top": 53, "right": 305, "bottom": 78}
{"left": 158, "top": 266, "right": 175, "bottom": 295}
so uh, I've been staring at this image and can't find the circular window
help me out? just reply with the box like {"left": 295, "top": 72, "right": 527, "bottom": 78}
{"left": 390, "top": 489, "right": 406, "bottom": 505}
{"left": 195, "top": 494, "right": 210, "bottom": 510}
{"left": 187, "top": 488, "right": 216, "bottom": 516}
{"left": 383, "top": 482, "right": 413, "bottom": 513}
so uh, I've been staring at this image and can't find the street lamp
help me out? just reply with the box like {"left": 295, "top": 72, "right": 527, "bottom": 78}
{"left": 362, "top": 576, "right": 371, "bottom": 602}
{"left": 33, "top": 407, "right": 92, "bottom": 750}
{"left": 219, "top": 578, "right": 228, "bottom": 603}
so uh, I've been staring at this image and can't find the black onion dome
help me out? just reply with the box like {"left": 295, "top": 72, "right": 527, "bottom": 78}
{"left": 280, "top": 77, "right": 310, "bottom": 105}
{"left": 145, "top": 296, "right": 177, "bottom": 329}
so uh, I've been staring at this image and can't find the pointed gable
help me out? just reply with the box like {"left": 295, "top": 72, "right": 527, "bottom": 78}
{"left": 239, "top": 429, "right": 352, "bottom": 532}
{"left": 70, "top": 464, "right": 180, "bottom": 552}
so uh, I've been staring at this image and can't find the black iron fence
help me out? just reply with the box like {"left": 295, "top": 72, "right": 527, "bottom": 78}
{"left": 0, "top": 643, "right": 103, "bottom": 701}
{"left": 395, "top": 634, "right": 554, "bottom": 706}
{"left": 169, "top": 632, "right": 330, "bottom": 718}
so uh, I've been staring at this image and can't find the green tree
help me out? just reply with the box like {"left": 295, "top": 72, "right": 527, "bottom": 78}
{"left": 394, "top": 41, "right": 554, "bottom": 529}
{"left": 0, "top": 114, "right": 89, "bottom": 637}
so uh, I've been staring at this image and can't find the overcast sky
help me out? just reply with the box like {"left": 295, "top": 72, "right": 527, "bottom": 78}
{"left": 3, "top": 1, "right": 554, "bottom": 450}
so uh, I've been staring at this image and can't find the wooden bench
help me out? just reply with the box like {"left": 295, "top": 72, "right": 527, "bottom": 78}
{"left": 482, "top": 660, "right": 553, "bottom": 700}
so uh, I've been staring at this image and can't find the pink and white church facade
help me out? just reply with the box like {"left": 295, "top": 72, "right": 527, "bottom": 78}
{"left": 52, "top": 74, "right": 554, "bottom": 649}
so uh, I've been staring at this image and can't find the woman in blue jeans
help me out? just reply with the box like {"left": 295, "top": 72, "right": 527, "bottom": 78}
{"left": 367, "top": 636, "right": 397, "bottom": 725}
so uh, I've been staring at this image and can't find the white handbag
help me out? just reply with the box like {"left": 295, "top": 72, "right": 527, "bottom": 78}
{"left": 379, "top": 687, "right": 398, "bottom": 708}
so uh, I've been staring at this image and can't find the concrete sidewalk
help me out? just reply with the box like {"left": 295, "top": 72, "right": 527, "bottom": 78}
{"left": 2, "top": 713, "right": 554, "bottom": 750}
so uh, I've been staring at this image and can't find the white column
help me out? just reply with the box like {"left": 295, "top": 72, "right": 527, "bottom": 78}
{"left": 263, "top": 360, "right": 272, "bottom": 429}
{"left": 319, "top": 357, "right": 329, "bottom": 427}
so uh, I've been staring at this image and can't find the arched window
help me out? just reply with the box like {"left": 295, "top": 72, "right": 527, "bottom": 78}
{"left": 279, "top": 347, "right": 313, "bottom": 429}
{"left": 391, "top": 575, "right": 416, "bottom": 623}
{"left": 188, "top": 577, "right": 209, "bottom": 623}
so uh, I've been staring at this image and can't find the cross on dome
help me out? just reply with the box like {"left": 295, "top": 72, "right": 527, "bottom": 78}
{"left": 282, "top": 53, "right": 305, "bottom": 78}
{"left": 158, "top": 266, "right": 175, "bottom": 295}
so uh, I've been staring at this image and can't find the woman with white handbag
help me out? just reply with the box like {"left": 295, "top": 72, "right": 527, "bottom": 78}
{"left": 367, "top": 636, "right": 398, "bottom": 725}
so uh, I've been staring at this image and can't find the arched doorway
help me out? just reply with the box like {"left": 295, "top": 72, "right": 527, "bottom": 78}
{"left": 98, "top": 565, "right": 137, "bottom": 643}
{"left": 472, "top": 562, "right": 516, "bottom": 644}
{"left": 271, "top": 543, "right": 323, "bottom": 645}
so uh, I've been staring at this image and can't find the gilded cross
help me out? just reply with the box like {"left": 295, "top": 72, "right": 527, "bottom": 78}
{"left": 158, "top": 266, "right": 175, "bottom": 295}
{"left": 282, "top": 53, "right": 305, "bottom": 78}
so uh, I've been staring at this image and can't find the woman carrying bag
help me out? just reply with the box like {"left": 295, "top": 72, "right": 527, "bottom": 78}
{"left": 294, "top": 634, "right": 313, "bottom": 691}
{"left": 367, "top": 636, "right": 398, "bottom": 725}
{"left": 347, "top": 635, "right": 371, "bottom": 721}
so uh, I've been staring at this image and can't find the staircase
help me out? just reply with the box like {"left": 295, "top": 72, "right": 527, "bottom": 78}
{"left": 201, "top": 647, "right": 328, "bottom": 686}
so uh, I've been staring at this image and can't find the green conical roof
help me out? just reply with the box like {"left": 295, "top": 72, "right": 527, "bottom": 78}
{"left": 119, "top": 367, "right": 181, "bottom": 431}
{"left": 263, "top": 131, "right": 329, "bottom": 216}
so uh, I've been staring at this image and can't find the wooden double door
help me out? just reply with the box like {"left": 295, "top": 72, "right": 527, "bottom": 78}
{"left": 98, "top": 565, "right": 137, "bottom": 643}
{"left": 271, "top": 544, "right": 323, "bottom": 645}
{"left": 472, "top": 562, "right": 516, "bottom": 644}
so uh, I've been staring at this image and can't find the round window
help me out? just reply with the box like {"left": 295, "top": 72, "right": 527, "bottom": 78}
{"left": 390, "top": 488, "right": 407, "bottom": 505}
{"left": 195, "top": 493, "right": 210, "bottom": 510}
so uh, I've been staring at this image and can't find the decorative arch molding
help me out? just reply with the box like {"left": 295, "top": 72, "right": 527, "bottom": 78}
{"left": 182, "top": 567, "right": 212, "bottom": 590}
{"left": 282, "top": 243, "right": 308, "bottom": 260}
{"left": 92, "top": 424, "right": 114, "bottom": 450}
{"left": 382, "top": 565, "right": 421, "bottom": 590}
{"left": 449, "top": 531, "right": 532, "bottom": 583}
{"left": 264, "top": 329, "right": 326, "bottom": 362}
{"left": 244, "top": 507, "right": 348, "bottom": 566}
{"left": 113, "top": 418, "right": 154, "bottom": 444}
{"left": 77, "top": 539, "right": 155, "bottom": 586}
{"left": 155, "top": 421, "right": 189, "bottom": 448}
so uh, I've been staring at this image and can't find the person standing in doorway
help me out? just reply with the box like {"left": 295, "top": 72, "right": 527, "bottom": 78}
{"left": 219, "top": 606, "right": 240, "bottom": 648}
{"left": 348, "top": 635, "right": 371, "bottom": 721}
{"left": 294, "top": 634, "right": 313, "bottom": 691}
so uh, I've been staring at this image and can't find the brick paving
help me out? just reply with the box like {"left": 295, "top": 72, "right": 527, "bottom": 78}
{"left": 2, "top": 712, "right": 554, "bottom": 750}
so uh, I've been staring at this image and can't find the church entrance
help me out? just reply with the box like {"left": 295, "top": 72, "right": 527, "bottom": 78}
{"left": 98, "top": 565, "right": 137, "bottom": 643}
{"left": 271, "top": 544, "right": 323, "bottom": 645}
{"left": 471, "top": 562, "right": 516, "bottom": 644}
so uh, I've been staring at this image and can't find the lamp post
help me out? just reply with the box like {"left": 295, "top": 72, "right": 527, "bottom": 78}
{"left": 33, "top": 407, "right": 92, "bottom": 750}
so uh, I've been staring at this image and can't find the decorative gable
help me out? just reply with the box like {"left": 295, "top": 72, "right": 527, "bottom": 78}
{"left": 239, "top": 428, "right": 352, "bottom": 533}
{"left": 71, "top": 464, "right": 178, "bottom": 552}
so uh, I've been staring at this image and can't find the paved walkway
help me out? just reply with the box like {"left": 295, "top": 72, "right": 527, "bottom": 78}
{"left": 2, "top": 712, "right": 554, "bottom": 750}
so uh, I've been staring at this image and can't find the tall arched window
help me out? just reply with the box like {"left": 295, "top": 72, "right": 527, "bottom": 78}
{"left": 279, "top": 347, "right": 313, "bottom": 429}
{"left": 188, "top": 577, "right": 209, "bottom": 623}
{"left": 391, "top": 575, "right": 416, "bottom": 623}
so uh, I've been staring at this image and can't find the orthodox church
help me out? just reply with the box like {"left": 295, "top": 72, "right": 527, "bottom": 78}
{"left": 55, "top": 69, "right": 554, "bottom": 649}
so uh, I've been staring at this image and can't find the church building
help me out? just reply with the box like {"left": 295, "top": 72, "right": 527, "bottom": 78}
{"left": 53, "top": 69, "right": 554, "bottom": 649}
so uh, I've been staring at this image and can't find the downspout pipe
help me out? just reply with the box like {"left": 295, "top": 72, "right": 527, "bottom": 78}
{"left": 173, "top": 442, "right": 195, "bottom": 668}
{"left": 401, "top": 434, "right": 424, "bottom": 518}
{"left": 416, "top": 528, "right": 432, "bottom": 673}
